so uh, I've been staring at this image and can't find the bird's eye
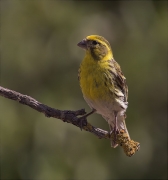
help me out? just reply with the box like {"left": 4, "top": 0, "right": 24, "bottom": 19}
{"left": 92, "top": 40, "right": 98, "bottom": 45}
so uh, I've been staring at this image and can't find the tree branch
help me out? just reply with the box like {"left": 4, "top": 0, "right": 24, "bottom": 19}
{"left": 0, "top": 86, "right": 140, "bottom": 156}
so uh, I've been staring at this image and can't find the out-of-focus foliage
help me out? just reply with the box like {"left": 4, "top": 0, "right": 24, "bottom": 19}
{"left": 0, "top": 1, "right": 167, "bottom": 179}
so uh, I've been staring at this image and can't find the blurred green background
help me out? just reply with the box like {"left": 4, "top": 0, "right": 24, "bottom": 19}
{"left": 1, "top": 1, "right": 167, "bottom": 179}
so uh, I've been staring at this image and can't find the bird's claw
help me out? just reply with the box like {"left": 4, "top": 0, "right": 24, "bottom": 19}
{"left": 78, "top": 117, "right": 87, "bottom": 131}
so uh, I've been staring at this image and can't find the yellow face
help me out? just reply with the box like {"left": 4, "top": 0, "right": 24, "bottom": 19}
{"left": 77, "top": 35, "right": 112, "bottom": 61}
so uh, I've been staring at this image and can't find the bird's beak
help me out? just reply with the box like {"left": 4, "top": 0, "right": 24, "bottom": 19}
{"left": 77, "top": 39, "right": 87, "bottom": 50}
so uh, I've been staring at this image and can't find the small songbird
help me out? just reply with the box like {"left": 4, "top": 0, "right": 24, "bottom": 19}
{"left": 77, "top": 35, "right": 130, "bottom": 148}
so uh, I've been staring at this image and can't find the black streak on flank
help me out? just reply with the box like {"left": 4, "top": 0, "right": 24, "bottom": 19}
{"left": 94, "top": 80, "right": 99, "bottom": 88}
{"left": 108, "top": 69, "right": 116, "bottom": 77}
{"left": 108, "top": 64, "right": 114, "bottom": 69}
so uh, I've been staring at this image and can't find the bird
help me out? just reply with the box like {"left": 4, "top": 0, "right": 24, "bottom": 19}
{"left": 77, "top": 35, "right": 130, "bottom": 148}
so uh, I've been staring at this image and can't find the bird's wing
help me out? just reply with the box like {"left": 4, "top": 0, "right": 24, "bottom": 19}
{"left": 112, "top": 59, "right": 128, "bottom": 102}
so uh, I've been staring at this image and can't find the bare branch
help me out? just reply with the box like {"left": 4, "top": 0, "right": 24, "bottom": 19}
{"left": 0, "top": 86, "right": 109, "bottom": 138}
{"left": 0, "top": 86, "right": 140, "bottom": 156}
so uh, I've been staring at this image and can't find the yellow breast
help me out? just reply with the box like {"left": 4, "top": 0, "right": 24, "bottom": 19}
{"left": 79, "top": 52, "right": 114, "bottom": 101}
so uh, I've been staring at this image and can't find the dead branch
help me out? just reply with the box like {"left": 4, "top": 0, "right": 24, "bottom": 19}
{"left": 0, "top": 86, "right": 140, "bottom": 156}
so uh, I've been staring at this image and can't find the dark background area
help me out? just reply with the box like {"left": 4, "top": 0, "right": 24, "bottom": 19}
{"left": 1, "top": 1, "right": 167, "bottom": 179}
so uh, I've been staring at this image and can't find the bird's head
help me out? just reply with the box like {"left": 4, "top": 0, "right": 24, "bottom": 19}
{"left": 77, "top": 35, "right": 113, "bottom": 60}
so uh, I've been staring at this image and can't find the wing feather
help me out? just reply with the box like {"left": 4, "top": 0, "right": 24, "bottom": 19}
{"left": 111, "top": 59, "right": 128, "bottom": 102}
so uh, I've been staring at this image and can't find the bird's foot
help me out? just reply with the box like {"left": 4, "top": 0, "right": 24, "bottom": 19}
{"left": 77, "top": 116, "right": 87, "bottom": 131}
{"left": 77, "top": 109, "right": 96, "bottom": 131}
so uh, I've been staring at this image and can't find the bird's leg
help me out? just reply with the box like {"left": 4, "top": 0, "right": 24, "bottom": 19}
{"left": 109, "top": 124, "right": 115, "bottom": 146}
{"left": 78, "top": 109, "right": 96, "bottom": 130}
{"left": 83, "top": 109, "right": 96, "bottom": 118}
{"left": 108, "top": 112, "right": 119, "bottom": 148}
{"left": 114, "top": 111, "right": 119, "bottom": 144}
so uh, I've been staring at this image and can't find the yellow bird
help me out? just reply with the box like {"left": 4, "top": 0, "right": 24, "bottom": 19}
{"left": 77, "top": 35, "right": 130, "bottom": 148}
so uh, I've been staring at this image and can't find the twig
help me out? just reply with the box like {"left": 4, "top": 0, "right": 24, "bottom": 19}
{"left": 0, "top": 86, "right": 109, "bottom": 138}
{"left": 0, "top": 86, "right": 140, "bottom": 156}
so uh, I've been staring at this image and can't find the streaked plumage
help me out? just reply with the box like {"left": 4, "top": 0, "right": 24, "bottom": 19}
{"left": 78, "top": 35, "right": 130, "bottom": 147}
